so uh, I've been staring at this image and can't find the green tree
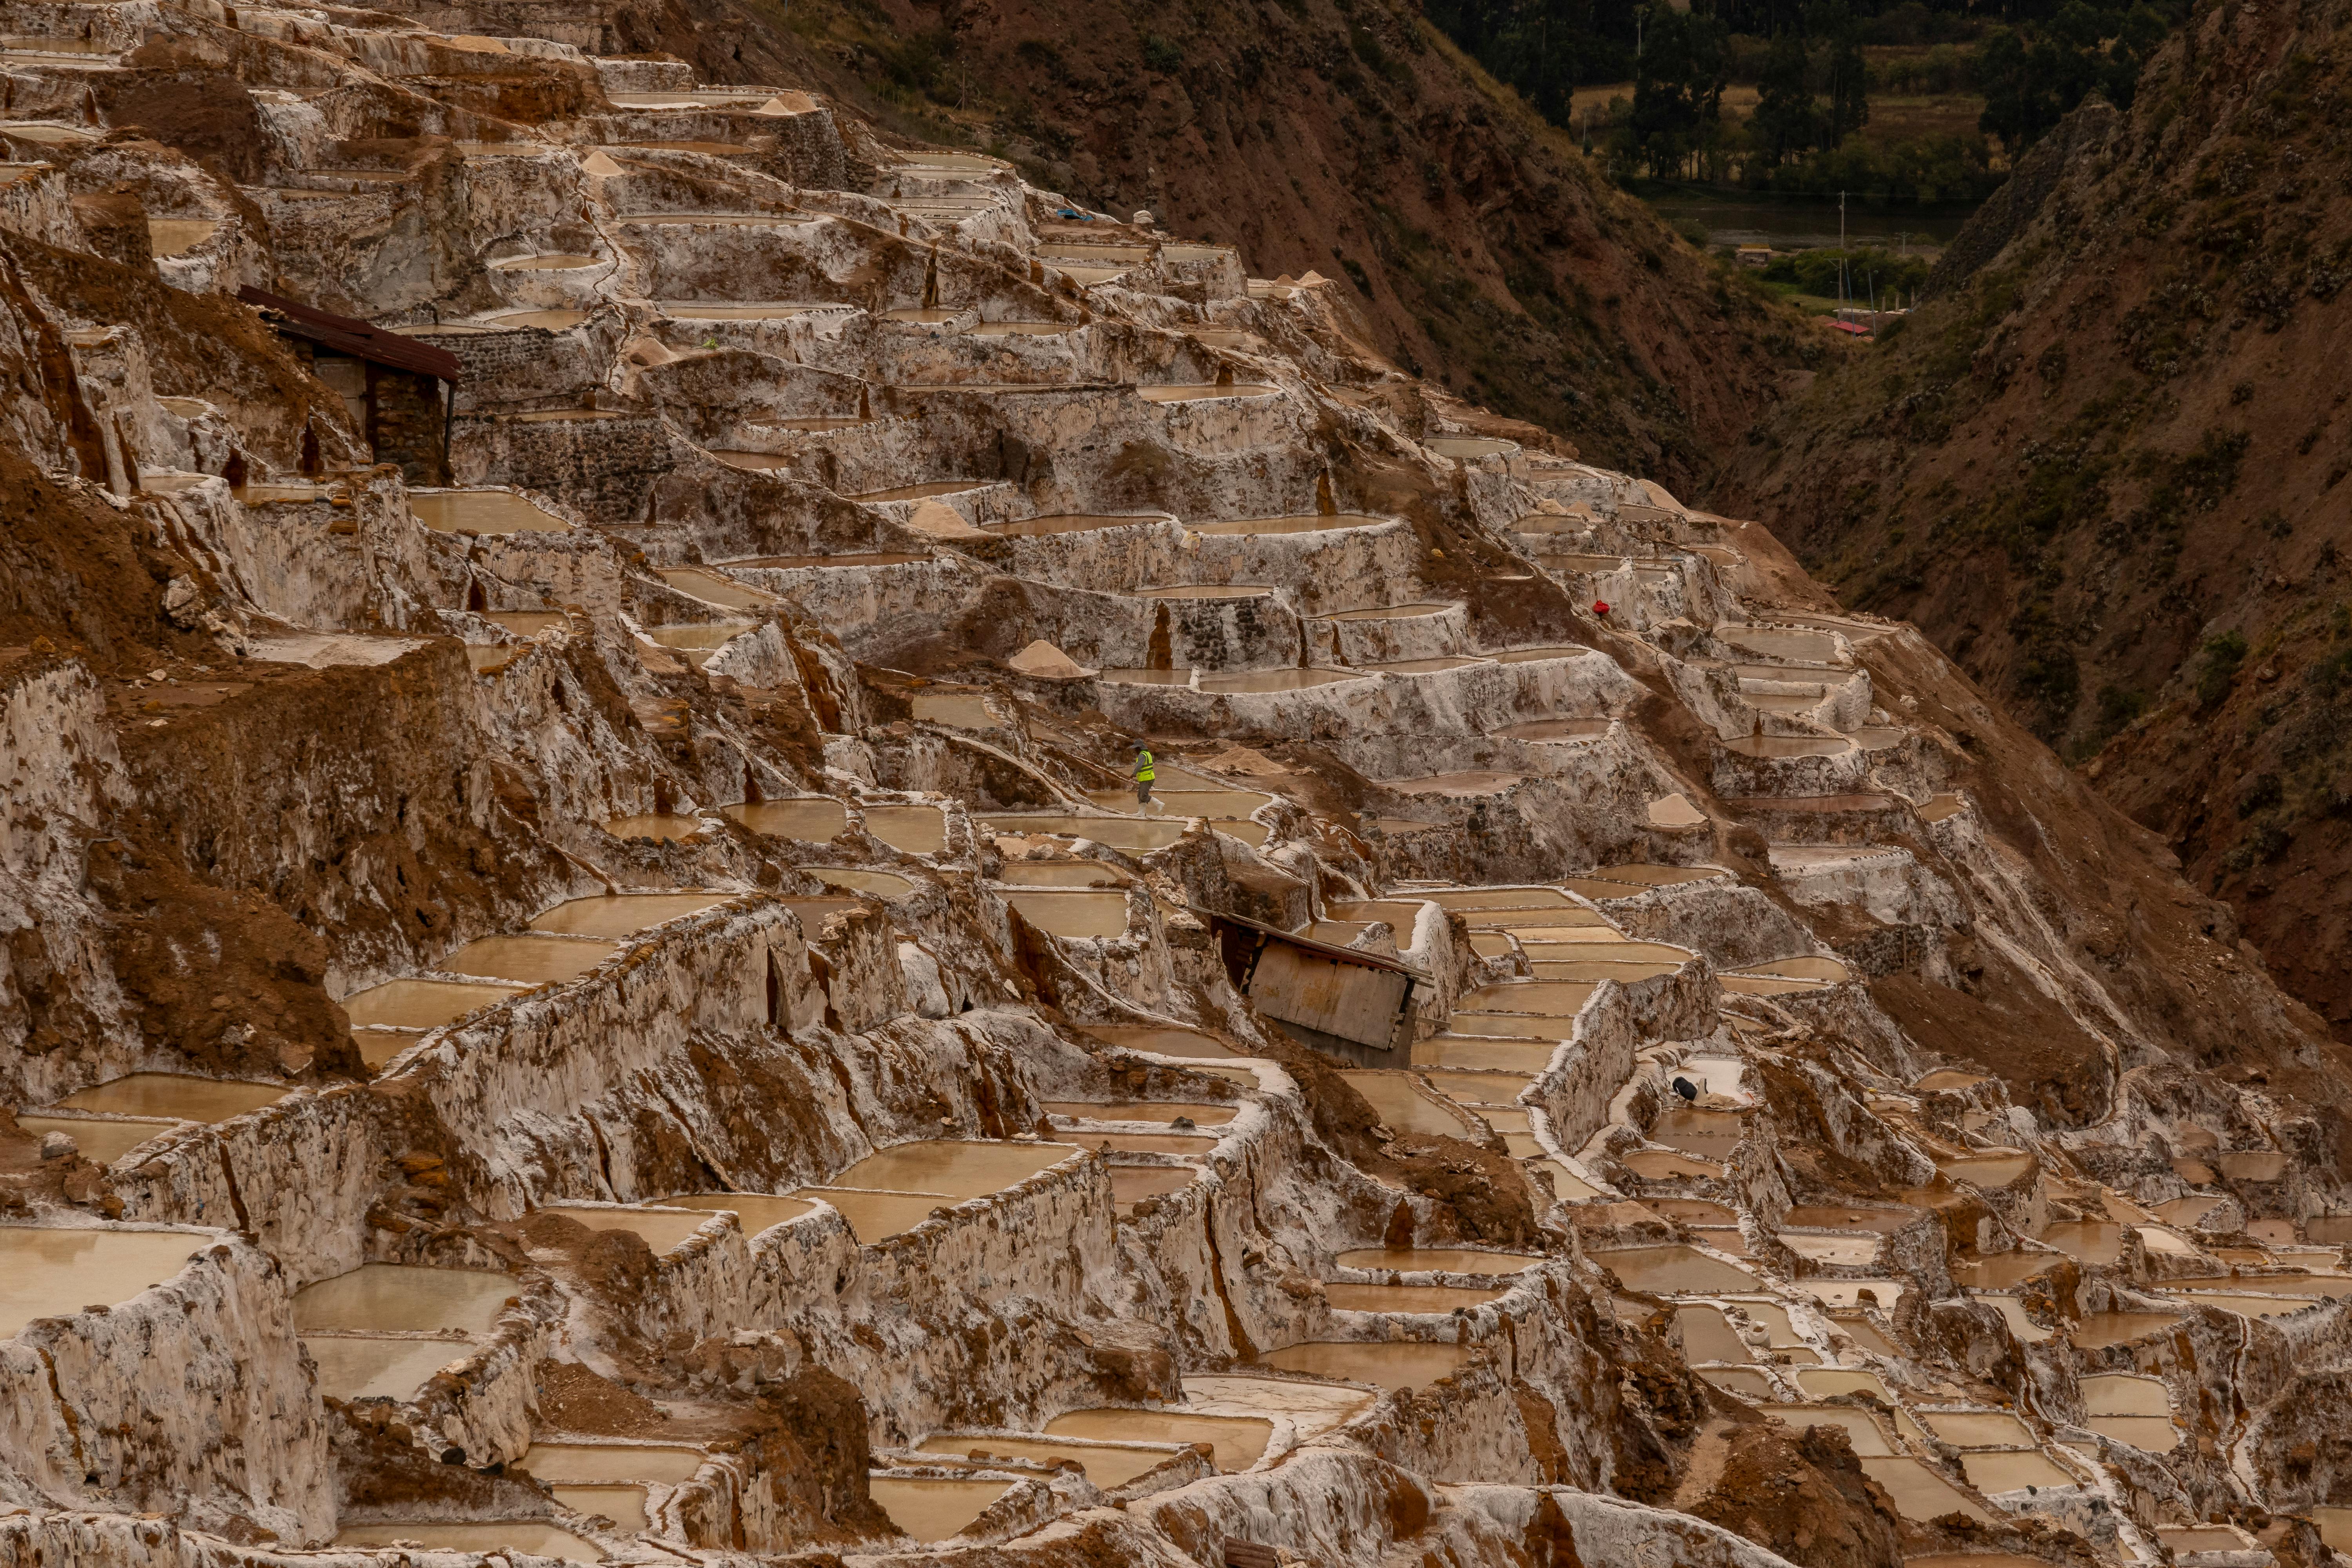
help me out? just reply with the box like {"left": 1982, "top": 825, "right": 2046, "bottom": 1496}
{"left": 1811, "top": 0, "right": 1871, "bottom": 144}
{"left": 1630, "top": 8, "right": 1729, "bottom": 177}
{"left": 1749, "top": 30, "right": 1817, "bottom": 162}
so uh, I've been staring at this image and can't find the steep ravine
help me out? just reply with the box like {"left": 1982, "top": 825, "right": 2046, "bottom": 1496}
{"left": 1710, "top": 0, "right": 2352, "bottom": 1038}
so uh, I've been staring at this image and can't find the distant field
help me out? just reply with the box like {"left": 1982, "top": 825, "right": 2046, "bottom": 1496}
{"left": 1571, "top": 75, "right": 1990, "bottom": 153}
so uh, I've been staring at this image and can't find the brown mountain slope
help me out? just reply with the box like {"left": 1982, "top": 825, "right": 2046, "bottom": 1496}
{"left": 604, "top": 0, "right": 1818, "bottom": 485}
{"left": 1708, "top": 0, "right": 2352, "bottom": 1039}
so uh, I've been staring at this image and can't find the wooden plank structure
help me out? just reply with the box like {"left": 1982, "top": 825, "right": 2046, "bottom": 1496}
{"left": 1194, "top": 906, "right": 1429, "bottom": 1067}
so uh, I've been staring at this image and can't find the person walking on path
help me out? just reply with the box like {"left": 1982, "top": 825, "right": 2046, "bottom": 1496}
{"left": 1131, "top": 743, "right": 1156, "bottom": 809}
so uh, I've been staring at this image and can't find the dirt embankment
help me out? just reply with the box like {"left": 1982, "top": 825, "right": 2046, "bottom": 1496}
{"left": 1708, "top": 0, "right": 2352, "bottom": 1040}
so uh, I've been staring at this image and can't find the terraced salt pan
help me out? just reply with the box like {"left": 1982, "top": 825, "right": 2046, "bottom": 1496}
{"left": 727, "top": 797, "right": 849, "bottom": 841}
{"left": 411, "top": 491, "right": 570, "bottom": 534}
{"left": 1797, "top": 1278, "right": 1907, "bottom": 1314}
{"left": 1426, "top": 436, "right": 1516, "bottom": 458}
{"left": 802, "top": 866, "right": 916, "bottom": 898}
{"left": 2036, "top": 1221, "right": 2123, "bottom": 1264}
{"left": 1335, "top": 1247, "right": 1541, "bottom": 1276}
{"left": 800, "top": 1189, "right": 955, "bottom": 1240}
{"left": 553, "top": 1485, "right": 646, "bottom": 1531}
{"left": 1001, "top": 888, "right": 1131, "bottom": 937}
{"left": 2157, "top": 1528, "right": 2252, "bottom": 1555}
{"left": 439, "top": 935, "right": 615, "bottom": 984}
{"left": 1137, "top": 382, "right": 1280, "bottom": 402}
{"left": 540, "top": 1204, "right": 713, "bottom": 1252}
{"left": 2069, "top": 1310, "right": 2180, "bottom": 1347}
{"left": 1795, "top": 1367, "right": 1889, "bottom": 1401}
{"left": 1448, "top": 1011, "right": 1583, "bottom": 1042}
{"left": 0, "top": 1227, "right": 204, "bottom": 1335}
{"left": 334, "top": 1523, "right": 603, "bottom": 1560}
{"left": 529, "top": 893, "right": 729, "bottom": 937}
{"left": 1042, "top": 1408, "right": 1272, "bottom": 1472}
{"left": 1781, "top": 1204, "right": 1920, "bottom": 1234}
{"left": 1418, "top": 1037, "right": 1564, "bottom": 1074}
{"left": 147, "top": 218, "right": 218, "bottom": 256}
{"left": 2165, "top": 1290, "right": 2330, "bottom": 1318}
{"left": 2081, "top": 1373, "right": 2170, "bottom": 1416}
{"left": 916, "top": 1434, "right": 1179, "bottom": 1487}
{"left": 523, "top": 1443, "right": 706, "bottom": 1483}
{"left": 1047, "top": 1099, "right": 1238, "bottom": 1127}
{"left": 603, "top": 813, "right": 707, "bottom": 841}
{"left": 1336, "top": 1072, "right": 1472, "bottom": 1140}
{"left": 658, "top": 566, "right": 779, "bottom": 612}
{"left": 1651, "top": 1109, "right": 1743, "bottom": 1159}
{"left": 1719, "top": 625, "right": 1839, "bottom": 661}
{"left": 1109, "top": 1168, "right": 1201, "bottom": 1210}
{"left": 1419, "top": 1069, "right": 1532, "bottom": 1106}
{"left": 2214, "top": 1149, "right": 2290, "bottom": 1180}
{"left": 1188, "top": 513, "right": 1391, "bottom": 535}
{"left": 1258, "top": 1341, "right": 1470, "bottom": 1388}
{"left": 1936, "top": 1152, "right": 2034, "bottom": 1186}
{"left": 870, "top": 1476, "right": 1016, "bottom": 1542}
{"left": 1592, "top": 1246, "right": 1757, "bottom": 1294}
{"left": 1977, "top": 1296, "right": 2054, "bottom": 1344}
{"left": 1196, "top": 667, "right": 1369, "bottom": 695}
{"left": 643, "top": 623, "right": 752, "bottom": 667}
{"left": 17, "top": 1117, "right": 178, "bottom": 1164}
{"left": 833, "top": 1140, "right": 1074, "bottom": 1198}
{"left": 2168, "top": 1272, "right": 2352, "bottom": 1297}
{"left": 294, "top": 1263, "right": 514, "bottom": 1336}
{"left": 986, "top": 512, "right": 1171, "bottom": 536}
{"left": 659, "top": 301, "right": 823, "bottom": 319}
{"left": 1322, "top": 1282, "right": 1505, "bottom": 1314}
{"left": 1084, "top": 788, "right": 1271, "bottom": 822}
{"left": 1962, "top": 1449, "right": 2076, "bottom": 1492}
{"left": 477, "top": 309, "right": 591, "bottom": 331}
{"left": 1758, "top": 1405, "right": 1895, "bottom": 1455}
{"left": 2153, "top": 1195, "right": 2226, "bottom": 1227}
{"left": 998, "top": 863, "right": 1127, "bottom": 890}
{"left": 52, "top": 1074, "right": 285, "bottom": 1122}
{"left": 1088, "top": 1132, "right": 1219, "bottom": 1156}
{"left": 658, "top": 1192, "right": 816, "bottom": 1234}
{"left": 1952, "top": 1252, "right": 2059, "bottom": 1289}
{"left": 1830, "top": 1314, "right": 1900, "bottom": 1356}
{"left": 1860, "top": 1457, "right": 1990, "bottom": 1523}
{"left": 1676, "top": 1305, "right": 1751, "bottom": 1363}
{"left": 1926, "top": 1410, "right": 2034, "bottom": 1447}
{"left": 853, "top": 480, "right": 994, "bottom": 504}
{"left": 1620, "top": 1148, "right": 1719, "bottom": 1184}
{"left": 1086, "top": 1025, "right": 1245, "bottom": 1059}
{"left": 989, "top": 817, "right": 1187, "bottom": 855}
{"left": 2085, "top": 1416, "right": 2177, "bottom": 1448}
{"left": 342, "top": 977, "right": 525, "bottom": 1029}
{"left": 1698, "top": 1368, "right": 1775, "bottom": 1399}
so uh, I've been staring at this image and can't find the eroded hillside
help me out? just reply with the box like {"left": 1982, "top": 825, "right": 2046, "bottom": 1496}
{"left": 102, "top": 0, "right": 1825, "bottom": 483}
{"left": 4, "top": 3, "right": 2352, "bottom": 1568}
{"left": 1711, "top": 0, "right": 2352, "bottom": 1040}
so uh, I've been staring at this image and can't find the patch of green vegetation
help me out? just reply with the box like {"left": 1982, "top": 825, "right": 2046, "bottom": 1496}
{"left": 2069, "top": 682, "right": 2148, "bottom": 761}
{"left": 2195, "top": 630, "right": 2248, "bottom": 710}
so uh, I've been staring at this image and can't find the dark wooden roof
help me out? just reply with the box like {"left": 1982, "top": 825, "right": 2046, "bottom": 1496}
{"left": 236, "top": 285, "right": 463, "bottom": 383}
{"left": 1189, "top": 905, "right": 1431, "bottom": 982}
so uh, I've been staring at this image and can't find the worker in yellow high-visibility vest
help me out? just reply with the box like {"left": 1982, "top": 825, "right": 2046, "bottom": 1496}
{"left": 1131, "top": 742, "right": 1156, "bottom": 809}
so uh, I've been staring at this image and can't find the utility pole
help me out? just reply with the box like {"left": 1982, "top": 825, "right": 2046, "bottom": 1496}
{"left": 1839, "top": 190, "right": 1847, "bottom": 253}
